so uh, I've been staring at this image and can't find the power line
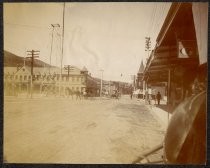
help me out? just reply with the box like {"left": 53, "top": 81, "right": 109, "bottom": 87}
{"left": 49, "top": 24, "right": 60, "bottom": 73}
{"left": 26, "top": 50, "right": 40, "bottom": 98}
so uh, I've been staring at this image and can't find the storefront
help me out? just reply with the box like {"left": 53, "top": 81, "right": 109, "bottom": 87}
{"left": 143, "top": 2, "right": 208, "bottom": 111}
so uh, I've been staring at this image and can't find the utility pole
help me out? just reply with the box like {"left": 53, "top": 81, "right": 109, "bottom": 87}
{"left": 26, "top": 50, "right": 40, "bottom": 98}
{"left": 64, "top": 65, "right": 74, "bottom": 80}
{"left": 145, "top": 37, "right": 151, "bottom": 58}
{"left": 99, "top": 69, "right": 104, "bottom": 97}
{"left": 49, "top": 24, "right": 60, "bottom": 73}
{"left": 59, "top": 2, "right": 66, "bottom": 96}
{"left": 145, "top": 37, "right": 151, "bottom": 98}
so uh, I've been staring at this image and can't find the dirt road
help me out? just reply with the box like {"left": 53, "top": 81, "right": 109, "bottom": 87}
{"left": 4, "top": 96, "right": 165, "bottom": 163}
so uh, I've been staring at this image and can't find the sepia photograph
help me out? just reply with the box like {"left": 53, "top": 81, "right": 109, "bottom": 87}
{"left": 3, "top": 2, "right": 208, "bottom": 164}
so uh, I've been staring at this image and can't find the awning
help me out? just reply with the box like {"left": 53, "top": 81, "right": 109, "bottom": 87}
{"left": 143, "top": 2, "right": 200, "bottom": 83}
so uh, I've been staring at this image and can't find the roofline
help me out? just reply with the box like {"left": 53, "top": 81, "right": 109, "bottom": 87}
{"left": 156, "top": 2, "right": 182, "bottom": 47}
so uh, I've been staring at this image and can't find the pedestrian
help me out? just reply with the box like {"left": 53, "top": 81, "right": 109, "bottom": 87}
{"left": 83, "top": 90, "right": 87, "bottom": 99}
{"left": 148, "top": 94, "right": 151, "bottom": 105}
{"left": 76, "top": 91, "right": 81, "bottom": 100}
{"left": 130, "top": 91, "right": 133, "bottom": 99}
{"left": 156, "top": 91, "right": 161, "bottom": 105}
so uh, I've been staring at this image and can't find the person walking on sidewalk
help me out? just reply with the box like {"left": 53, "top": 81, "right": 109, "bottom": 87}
{"left": 130, "top": 91, "right": 133, "bottom": 100}
{"left": 156, "top": 91, "right": 161, "bottom": 105}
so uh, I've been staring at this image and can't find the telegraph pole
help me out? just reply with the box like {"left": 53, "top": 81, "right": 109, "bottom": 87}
{"left": 26, "top": 50, "right": 40, "bottom": 98}
{"left": 59, "top": 2, "right": 66, "bottom": 96}
{"left": 145, "top": 37, "right": 151, "bottom": 58}
{"left": 144, "top": 37, "right": 151, "bottom": 97}
{"left": 64, "top": 65, "right": 74, "bottom": 80}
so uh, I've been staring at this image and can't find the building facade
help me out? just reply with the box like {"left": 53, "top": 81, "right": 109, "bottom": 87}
{"left": 4, "top": 65, "right": 98, "bottom": 97}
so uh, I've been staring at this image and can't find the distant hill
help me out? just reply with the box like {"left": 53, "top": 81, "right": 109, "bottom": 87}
{"left": 4, "top": 50, "right": 53, "bottom": 68}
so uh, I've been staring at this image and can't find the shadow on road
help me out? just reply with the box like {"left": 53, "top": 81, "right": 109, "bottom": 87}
{"left": 155, "top": 104, "right": 173, "bottom": 114}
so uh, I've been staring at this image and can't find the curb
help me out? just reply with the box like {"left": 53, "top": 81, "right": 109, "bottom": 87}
{"left": 146, "top": 104, "right": 172, "bottom": 131}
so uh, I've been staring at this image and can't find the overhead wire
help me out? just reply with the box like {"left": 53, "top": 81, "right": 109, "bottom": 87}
{"left": 54, "top": 31, "right": 61, "bottom": 67}
{"left": 54, "top": 26, "right": 62, "bottom": 67}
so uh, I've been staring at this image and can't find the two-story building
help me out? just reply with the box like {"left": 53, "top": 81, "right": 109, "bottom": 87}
{"left": 4, "top": 65, "right": 98, "bottom": 97}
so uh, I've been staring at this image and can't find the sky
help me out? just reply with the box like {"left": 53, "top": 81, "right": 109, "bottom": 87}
{"left": 4, "top": 2, "right": 171, "bottom": 82}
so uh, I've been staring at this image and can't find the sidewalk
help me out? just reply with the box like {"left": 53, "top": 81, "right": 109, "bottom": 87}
{"left": 139, "top": 99, "right": 172, "bottom": 131}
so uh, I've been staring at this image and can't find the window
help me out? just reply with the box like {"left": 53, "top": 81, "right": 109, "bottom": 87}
{"left": 76, "top": 87, "right": 79, "bottom": 91}
{"left": 15, "top": 75, "right": 18, "bottom": 80}
{"left": 24, "top": 75, "right": 27, "bottom": 80}
{"left": 57, "top": 75, "right": 59, "bottom": 81}
{"left": 20, "top": 75, "right": 22, "bottom": 81}
{"left": 77, "top": 77, "right": 79, "bottom": 82}
{"left": 29, "top": 75, "right": 31, "bottom": 80}
{"left": 72, "top": 77, "right": 75, "bottom": 82}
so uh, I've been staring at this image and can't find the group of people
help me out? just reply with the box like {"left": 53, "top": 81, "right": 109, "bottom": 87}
{"left": 130, "top": 90, "right": 162, "bottom": 105}
{"left": 111, "top": 90, "right": 121, "bottom": 99}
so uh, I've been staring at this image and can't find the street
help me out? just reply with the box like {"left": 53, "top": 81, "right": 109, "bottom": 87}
{"left": 4, "top": 95, "right": 165, "bottom": 163}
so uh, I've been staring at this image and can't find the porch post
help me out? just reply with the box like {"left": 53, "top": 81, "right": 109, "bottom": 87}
{"left": 167, "top": 69, "right": 171, "bottom": 124}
